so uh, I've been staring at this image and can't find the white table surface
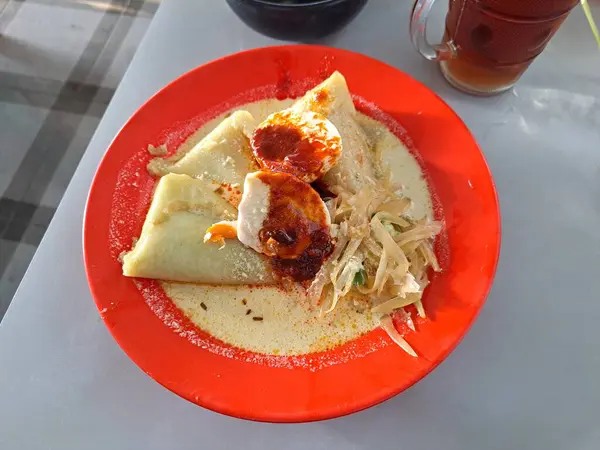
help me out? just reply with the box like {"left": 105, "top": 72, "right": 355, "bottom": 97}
{"left": 2, "top": 1, "right": 600, "bottom": 449}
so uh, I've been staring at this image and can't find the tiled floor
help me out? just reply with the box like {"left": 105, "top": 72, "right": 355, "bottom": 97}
{"left": 0, "top": 0, "right": 159, "bottom": 320}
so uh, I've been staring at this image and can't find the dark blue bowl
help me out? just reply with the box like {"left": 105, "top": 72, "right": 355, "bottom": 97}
{"left": 226, "top": 0, "right": 369, "bottom": 41}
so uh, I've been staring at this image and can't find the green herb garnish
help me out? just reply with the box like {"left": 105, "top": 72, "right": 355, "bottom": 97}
{"left": 353, "top": 269, "right": 367, "bottom": 286}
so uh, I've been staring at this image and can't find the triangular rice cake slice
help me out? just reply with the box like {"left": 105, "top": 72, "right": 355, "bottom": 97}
{"left": 122, "top": 173, "right": 273, "bottom": 284}
{"left": 290, "top": 71, "right": 375, "bottom": 193}
{"left": 148, "top": 111, "right": 259, "bottom": 205}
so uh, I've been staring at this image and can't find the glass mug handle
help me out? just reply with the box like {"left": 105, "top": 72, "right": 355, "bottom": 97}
{"left": 410, "top": 0, "right": 457, "bottom": 61}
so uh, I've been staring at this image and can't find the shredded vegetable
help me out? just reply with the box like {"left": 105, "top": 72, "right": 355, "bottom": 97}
{"left": 380, "top": 315, "right": 417, "bottom": 357}
{"left": 371, "top": 293, "right": 421, "bottom": 314}
{"left": 307, "top": 177, "right": 442, "bottom": 357}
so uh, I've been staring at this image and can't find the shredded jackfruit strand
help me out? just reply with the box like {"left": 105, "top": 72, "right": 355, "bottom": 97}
{"left": 419, "top": 241, "right": 441, "bottom": 272}
{"left": 330, "top": 237, "right": 363, "bottom": 282}
{"left": 380, "top": 315, "right": 417, "bottom": 357}
{"left": 363, "top": 236, "right": 383, "bottom": 257}
{"left": 372, "top": 293, "right": 421, "bottom": 314}
{"left": 378, "top": 198, "right": 412, "bottom": 216}
{"left": 371, "top": 215, "right": 409, "bottom": 275}
{"left": 357, "top": 248, "right": 388, "bottom": 295}
{"left": 326, "top": 253, "right": 365, "bottom": 314}
{"left": 337, "top": 254, "right": 364, "bottom": 296}
{"left": 401, "top": 240, "right": 422, "bottom": 255}
{"left": 375, "top": 211, "right": 410, "bottom": 228}
{"left": 403, "top": 308, "right": 416, "bottom": 332}
{"left": 307, "top": 224, "right": 349, "bottom": 304}
{"left": 363, "top": 250, "right": 380, "bottom": 267}
{"left": 408, "top": 253, "right": 425, "bottom": 282}
{"left": 378, "top": 267, "right": 392, "bottom": 295}
{"left": 415, "top": 299, "right": 426, "bottom": 318}
{"left": 394, "top": 222, "right": 442, "bottom": 247}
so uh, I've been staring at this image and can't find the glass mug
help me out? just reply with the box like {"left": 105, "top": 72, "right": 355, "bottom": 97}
{"left": 410, "top": 0, "right": 580, "bottom": 95}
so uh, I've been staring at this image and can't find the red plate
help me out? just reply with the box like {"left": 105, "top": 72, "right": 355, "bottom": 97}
{"left": 84, "top": 45, "right": 500, "bottom": 423}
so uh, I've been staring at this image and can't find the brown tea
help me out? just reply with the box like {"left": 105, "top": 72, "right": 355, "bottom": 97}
{"left": 440, "top": 0, "right": 579, "bottom": 94}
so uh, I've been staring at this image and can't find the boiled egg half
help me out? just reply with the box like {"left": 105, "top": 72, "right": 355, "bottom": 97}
{"left": 205, "top": 171, "right": 332, "bottom": 261}
{"left": 251, "top": 110, "right": 341, "bottom": 183}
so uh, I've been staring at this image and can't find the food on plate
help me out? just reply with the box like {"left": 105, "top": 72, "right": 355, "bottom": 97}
{"left": 147, "top": 111, "right": 257, "bottom": 207}
{"left": 121, "top": 71, "right": 442, "bottom": 356}
{"left": 121, "top": 173, "right": 272, "bottom": 284}
{"left": 252, "top": 110, "right": 341, "bottom": 182}
{"left": 207, "top": 170, "right": 333, "bottom": 280}
{"left": 290, "top": 71, "right": 376, "bottom": 193}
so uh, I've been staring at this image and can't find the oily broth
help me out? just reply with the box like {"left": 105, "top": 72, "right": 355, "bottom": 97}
{"left": 162, "top": 283, "right": 377, "bottom": 355}
{"left": 162, "top": 99, "right": 433, "bottom": 356}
